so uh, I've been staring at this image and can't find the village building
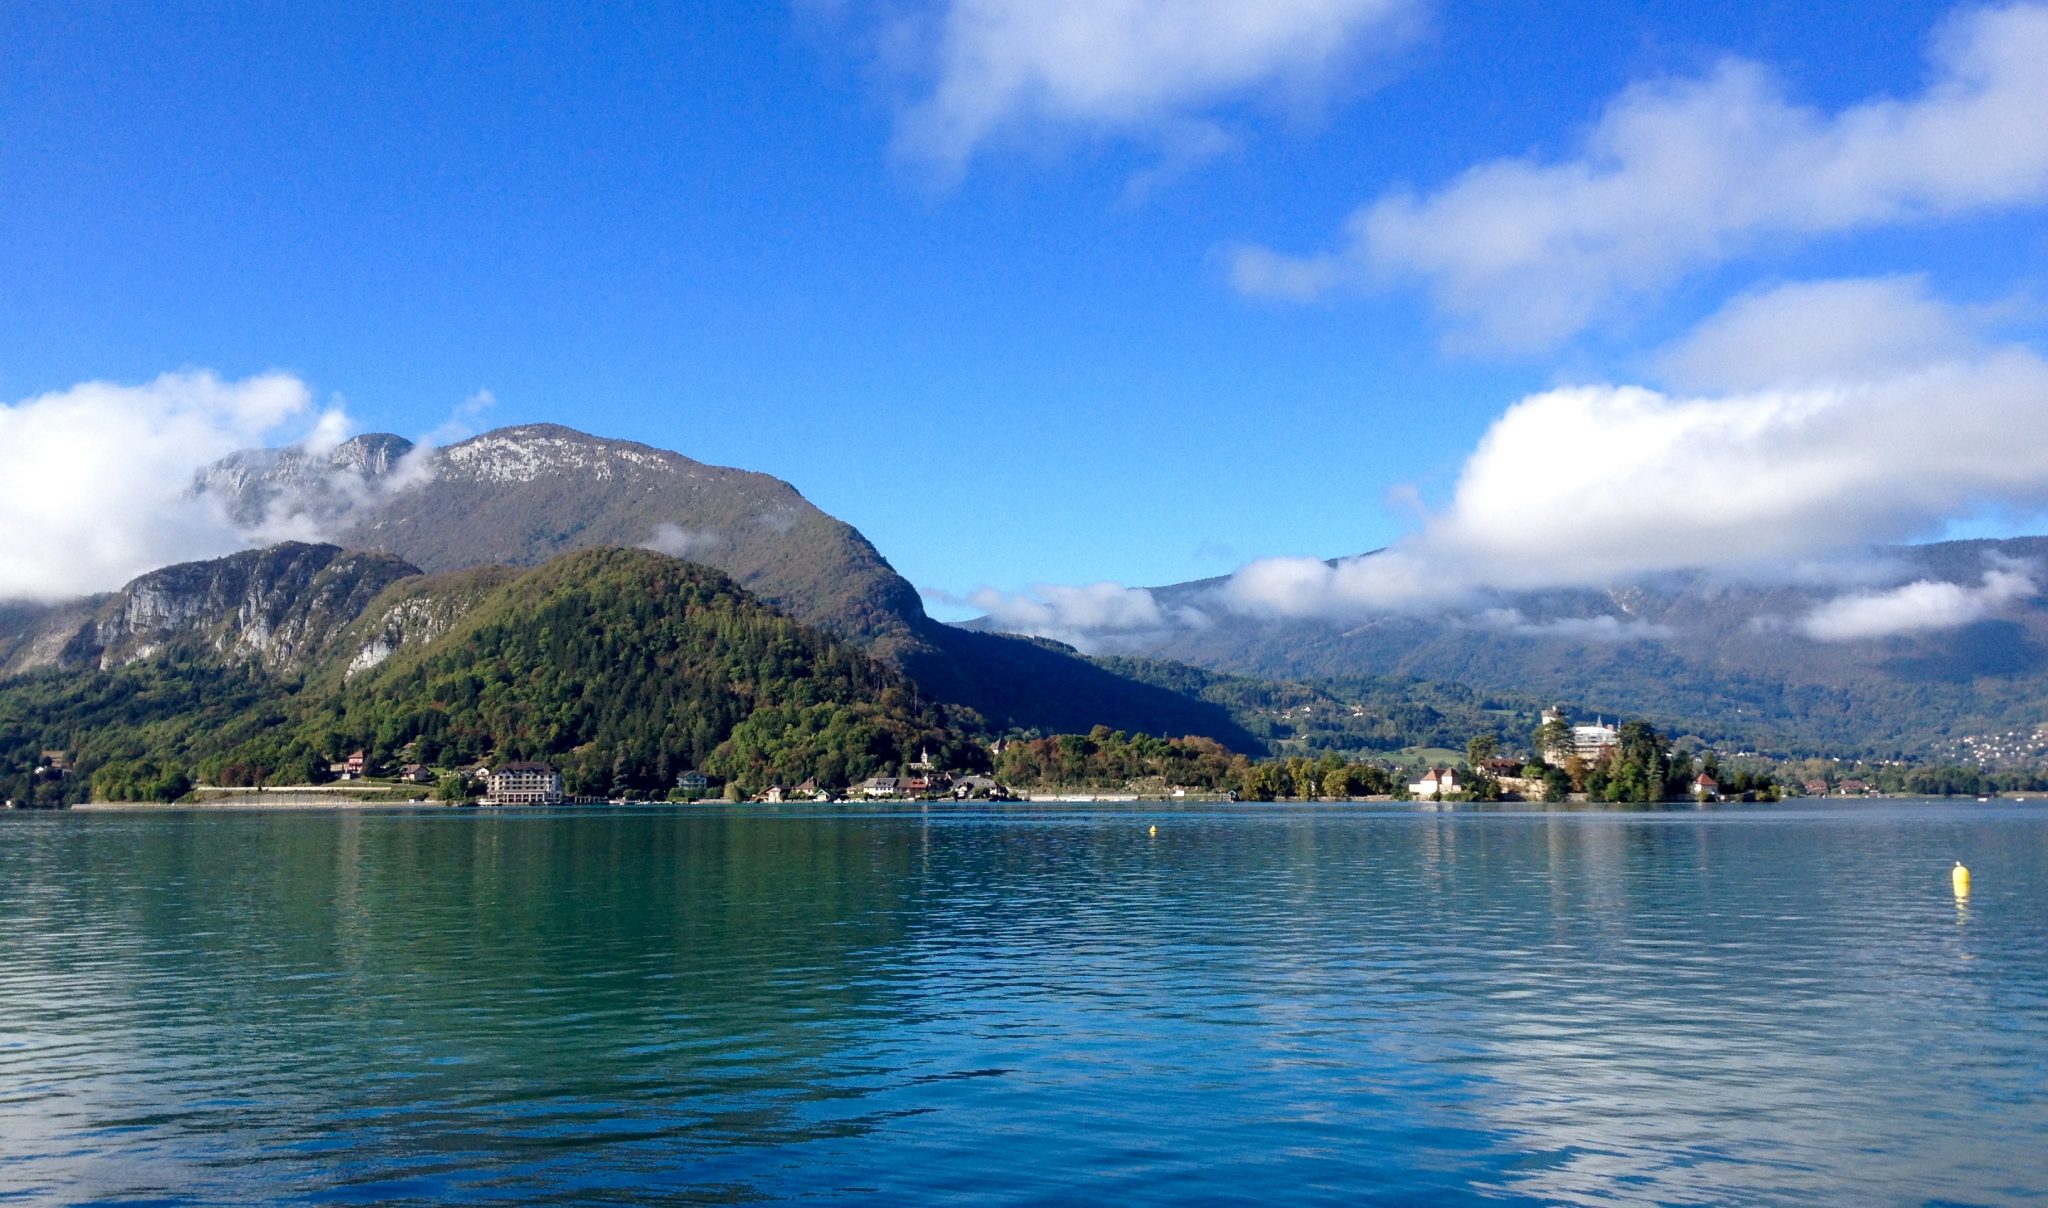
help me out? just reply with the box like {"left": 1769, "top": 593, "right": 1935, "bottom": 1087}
{"left": 1803, "top": 778, "right": 1831, "bottom": 796}
{"left": 1409, "top": 767, "right": 1460, "bottom": 798}
{"left": 486, "top": 762, "right": 564, "bottom": 805}
{"left": 859, "top": 776, "right": 902, "bottom": 799}
{"left": 793, "top": 778, "right": 830, "bottom": 802}
{"left": 1541, "top": 707, "right": 1619, "bottom": 765}
{"left": 1837, "top": 779, "right": 1871, "bottom": 795}
{"left": 760, "top": 785, "right": 785, "bottom": 804}
{"left": 675, "top": 770, "right": 710, "bottom": 794}
{"left": 330, "top": 750, "right": 371, "bottom": 781}
{"left": 952, "top": 775, "right": 1003, "bottom": 800}
{"left": 1694, "top": 773, "right": 1719, "bottom": 800}
{"left": 398, "top": 764, "right": 434, "bottom": 784}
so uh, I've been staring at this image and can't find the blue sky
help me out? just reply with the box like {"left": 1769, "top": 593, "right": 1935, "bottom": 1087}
{"left": 3, "top": 1, "right": 2046, "bottom": 634}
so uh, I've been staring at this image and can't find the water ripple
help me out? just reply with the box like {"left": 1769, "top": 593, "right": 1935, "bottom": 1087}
{"left": 1, "top": 802, "right": 2044, "bottom": 1205}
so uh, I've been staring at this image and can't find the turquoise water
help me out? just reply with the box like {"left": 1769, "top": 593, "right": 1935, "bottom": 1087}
{"left": 1, "top": 801, "right": 2044, "bottom": 1206}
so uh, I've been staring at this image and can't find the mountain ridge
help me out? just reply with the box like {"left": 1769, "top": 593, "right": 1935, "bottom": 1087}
{"left": 1107, "top": 537, "right": 2048, "bottom": 755}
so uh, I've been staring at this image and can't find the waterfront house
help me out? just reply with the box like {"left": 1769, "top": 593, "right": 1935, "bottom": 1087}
{"left": 760, "top": 785, "right": 785, "bottom": 804}
{"left": 859, "top": 776, "right": 901, "bottom": 799}
{"left": 486, "top": 762, "right": 564, "bottom": 806}
{"left": 675, "top": 770, "right": 710, "bottom": 794}
{"left": 1694, "top": 773, "right": 1720, "bottom": 800}
{"left": 1837, "top": 779, "right": 1871, "bottom": 795}
{"left": 399, "top": 764, "right": 434, "bottom": 784}
{"left": 952, "top": 775, "right": 1002, "bottom": 800}
{"left": 1409, "top": 767, "right": 1459, "bottom": 798}
{"left": 1803, "top": 778, "right": 1831, "bottom": 796}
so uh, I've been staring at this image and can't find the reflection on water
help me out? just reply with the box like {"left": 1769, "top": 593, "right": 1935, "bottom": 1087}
{"left": 1, "top": 802, "right": 2044, "bottom": 1205}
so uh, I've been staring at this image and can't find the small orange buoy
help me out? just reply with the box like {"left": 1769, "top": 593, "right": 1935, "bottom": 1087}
{"left": 1953, "top": 861, "right": 1971, "bottom": 898}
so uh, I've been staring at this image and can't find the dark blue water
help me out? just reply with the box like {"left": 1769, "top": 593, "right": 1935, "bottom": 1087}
{"left": 1, "top": 801, "right": 2044, "bottom": 1206}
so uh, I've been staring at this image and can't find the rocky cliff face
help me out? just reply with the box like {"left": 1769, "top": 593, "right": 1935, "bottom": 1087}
{"left": 45, "top": 543, "right": 423, "bottom": 675}
{"left": 331, "top": 565, "right": 521, "bottom": 680}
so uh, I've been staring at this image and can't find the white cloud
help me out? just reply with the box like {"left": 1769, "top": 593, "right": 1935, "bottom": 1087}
{"left": 642, "top": 523, "right": 722, "bottom": 560}
{"left": 884, "top": 0, "right": 1422, "bottom": 177}
{"left": 1798, "top": 563, "right": 2037, "bottom": 641}
{"left": 966, "top": 580, "right": 1204, "bottom": 651}
{"left": 1221, "top": 278, "right": 2048, "bottom": 616}
{"left": 417, "top": 388, "right": 497, "bottom": 448}
{"left": 300, "top": 406, "right": 355, "bottom": 456}
{"left": 1654, "top": 275, "right": 1986, "bottom": 393}
{"left": 1236, "top": 1, "right": 2048, "bottom": 348}
{"left": 0, "top": 371, "right": 315, "bottom": 601}
{"left": 1475, "top": 608, "right": 1675, "bottom": 643}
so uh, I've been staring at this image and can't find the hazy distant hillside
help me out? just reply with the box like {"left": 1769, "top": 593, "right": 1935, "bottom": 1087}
{"left": 1116, "top": 538, "right": 2048, "bottom": 756}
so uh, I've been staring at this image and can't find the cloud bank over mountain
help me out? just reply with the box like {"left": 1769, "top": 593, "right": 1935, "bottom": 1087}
{"left": 970, "top": 274, "right": 2048, "bottom": 646}
{"left": 1233, "top": 1, "right": 2048, "bottom": 348}
{"left": 956, "top": 581, "right": 1202, "bottom": 652}
{"left": 0, "top": 372, "right": 325, "bottom": 601}
{"left": 1797, "top": 563, "right": 2038, "bottom": 642}
{"left": 1220, "top": 277, "right": 2048, "bottom": 630}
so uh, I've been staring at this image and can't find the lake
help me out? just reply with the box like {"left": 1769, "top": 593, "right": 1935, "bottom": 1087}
{"left": 1, "top": 801, "right": 2043, "bottom": 1206}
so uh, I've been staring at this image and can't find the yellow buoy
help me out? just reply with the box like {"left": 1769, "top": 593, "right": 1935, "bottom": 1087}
{"left": 1953, "top": 861, "right": 1971, "bottom": 898}
{"left": 1148, "top": 824, "right": 1158, "bottom": 837}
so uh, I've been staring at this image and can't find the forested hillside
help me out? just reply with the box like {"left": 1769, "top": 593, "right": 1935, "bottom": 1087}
{"left": 0, "top": 548, "right": 975, "bottom": 805}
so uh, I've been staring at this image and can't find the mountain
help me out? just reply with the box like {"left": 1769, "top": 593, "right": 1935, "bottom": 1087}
{"left": 1111, "top": 538, "right": 2048, "bottom": 757}
{"left": 0, "top": 546, "right": 969, "bottom": 806}
{"left": 191, "top": 424, "right": 1262, "bottom": 747}
{"left": 197, "top": 426, "right": 924, "bottom": 652}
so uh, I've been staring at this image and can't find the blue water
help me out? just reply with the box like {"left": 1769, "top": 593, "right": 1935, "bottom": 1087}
{"left": 1, "top": 801, "right": 2044, "bottom": 1206}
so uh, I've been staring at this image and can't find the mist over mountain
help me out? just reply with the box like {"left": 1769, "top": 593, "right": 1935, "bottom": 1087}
{"left": 1097, "top": 539, "right": 2048, "bottom": 756}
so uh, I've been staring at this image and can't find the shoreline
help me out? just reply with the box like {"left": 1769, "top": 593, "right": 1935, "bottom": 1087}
{"left": 72, "top": 799, "right": 445, "bottom": 812}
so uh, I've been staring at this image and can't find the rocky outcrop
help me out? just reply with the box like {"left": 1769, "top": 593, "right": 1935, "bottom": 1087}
{"left": 51, "top": 543, "right": 423, "bottom": 675}
{"left": 333, "top": 565, "right": 521, "bottom": 680}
